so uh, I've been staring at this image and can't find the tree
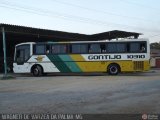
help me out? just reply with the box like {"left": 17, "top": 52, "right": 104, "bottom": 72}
{"left": 150, "top": 42, "right": 160, "bottom": 49}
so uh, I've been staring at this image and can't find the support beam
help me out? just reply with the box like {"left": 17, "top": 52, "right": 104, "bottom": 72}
{"left": 2, "top": 27, "right": 7, "bottom": 77}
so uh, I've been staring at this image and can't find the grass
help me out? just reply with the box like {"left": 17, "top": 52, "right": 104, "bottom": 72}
{"left": 0, "top": 75, "right": 16, "bottom": 80}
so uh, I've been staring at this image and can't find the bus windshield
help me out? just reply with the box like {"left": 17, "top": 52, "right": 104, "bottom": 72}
{"left": 15, "top": 44, "right": 30, "bottom": 64}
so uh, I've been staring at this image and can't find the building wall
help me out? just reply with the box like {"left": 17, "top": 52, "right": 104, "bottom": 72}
{"left": 156, "top": 58, "right": 160, "bottom": 68}
{"left": 150, "top": 57, "right": 160, "bottom": 68}
{"left": 150, "top": 58, "right": 156, "bottom": 67}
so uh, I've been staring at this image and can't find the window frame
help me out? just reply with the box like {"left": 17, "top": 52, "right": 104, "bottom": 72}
{"left": 50, "top": 44, "right": 68, "bottom": 54}
{"left": 33, "top": 44, "right": 46, "bottom": 55}
{"left": 106, "top": 42, "right": 127, "bottom": 53}
{"left": 70, "top": 43, "right": 88, "bottom": 54}
{"left": 88, "top": 43, "right": 101, "bottom": 54}
{"left": 32, "top": 41, "right": 147, "bottom": 55}
{"left": 129, "top": 41, "right": 147, "bottom": 53}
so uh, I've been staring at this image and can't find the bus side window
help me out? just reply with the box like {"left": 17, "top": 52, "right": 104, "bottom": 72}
{"left": 71, "top": 44, "right": 88, "bottom": 54}
{"left": 130, "top": 43, "right": 140, "bottom": 53}
{"left": 51, "top": 44, "right": 67, "bottom": 54}
{"left": 89, "top": 44, "right": 101, "bottom": 53}
{"left": 61, "top": 45, "right": 67, "bottom": 53}
{"left": 101, "top": 44, "right": 106, "bottom": 53}
{"left": 140, "top": 43, "right": 146, "bottom": 53}
{"left": 46, "top": 45, "right": 50, "bottom": 54}
{"left": 33, "top": 44, "right": 45, "bottom": 55}
{"left": 72, "top": 44, "right": 80, "bottom": 53}
{"left": 130, "top": 42, "right": 146, "bottom": 53}
{"left": 51, "top": 45, "right": 57, "bottom": 54}
{"left": 126, "top": 43, "right": 130, "bottom": 53}
{"left": 141, "top": 46, "right": 145, "bottom": 52}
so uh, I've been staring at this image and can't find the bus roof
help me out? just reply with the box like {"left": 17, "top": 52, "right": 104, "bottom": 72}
{"left": 45, "top": 38, "right": 149, "bottom": 44}
{"left": 15, "top": 42, "right": 35, "bottom": 47}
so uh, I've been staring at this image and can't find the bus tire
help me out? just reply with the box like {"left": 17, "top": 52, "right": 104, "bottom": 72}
{"left": 107, "top": 64, "right": 120, "bottom": 75}
{"left": 32, "top": 65, "right": 43, "bottom": 77}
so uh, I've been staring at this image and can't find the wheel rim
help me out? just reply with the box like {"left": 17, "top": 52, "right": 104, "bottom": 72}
{"left": 110, "top": 66, "right": 118, "bottom": 74}
{"left": 33, "top": 68, "right": 39, "bottom": 75}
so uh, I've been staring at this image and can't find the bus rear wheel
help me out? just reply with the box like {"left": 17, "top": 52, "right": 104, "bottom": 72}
{"left": 32, "top": 65, "right": 42, "bottom": 77}
{"left": 108, "top": 64, "right": 120, "bottom": 75}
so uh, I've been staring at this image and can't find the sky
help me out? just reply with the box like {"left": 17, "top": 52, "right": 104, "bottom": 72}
{"left": 0, "top": 0, "right": 160, "bottom": 43}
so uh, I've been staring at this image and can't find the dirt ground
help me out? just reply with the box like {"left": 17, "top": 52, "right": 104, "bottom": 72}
{"left": 0, "top": 70, "right": 160, "bottom": 114}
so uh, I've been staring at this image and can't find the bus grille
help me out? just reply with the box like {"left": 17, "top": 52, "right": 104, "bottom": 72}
{"left": 133, "top": 61, "right": 144, "bottom": 70}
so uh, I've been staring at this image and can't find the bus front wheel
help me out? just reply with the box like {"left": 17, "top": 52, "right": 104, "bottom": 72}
{"left": 107, "top": 64, "right": 120, "bottom": 75}
{"left": 32, "top": 65, "right": 43, "bottom": 77}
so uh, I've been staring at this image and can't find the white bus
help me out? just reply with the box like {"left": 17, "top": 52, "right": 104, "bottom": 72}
{"left": 13, "top": 39, "right": 150, "bottom": 76}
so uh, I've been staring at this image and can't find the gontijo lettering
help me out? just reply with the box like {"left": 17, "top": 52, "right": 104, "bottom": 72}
{"left": 88, "top": 55, "right": 121, "bottom": 60}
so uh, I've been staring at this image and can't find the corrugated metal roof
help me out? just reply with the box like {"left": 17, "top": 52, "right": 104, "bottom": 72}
{"left": 0, "top": 23, "right": 88, "bottom": 41}
{"left": 0, "top": 23, "right": 141, "bottom": 41}
{"left": 91, "top": 30, "right": 141, "bottom": 40}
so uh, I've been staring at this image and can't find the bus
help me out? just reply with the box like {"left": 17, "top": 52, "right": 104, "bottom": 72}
{"left": 13, "top": 38, "right": 150, "bottom": 76}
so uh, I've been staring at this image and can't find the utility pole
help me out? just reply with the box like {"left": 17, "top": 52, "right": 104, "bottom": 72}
{"left": 2, "top": 27, "right": 7, "bottom": 78}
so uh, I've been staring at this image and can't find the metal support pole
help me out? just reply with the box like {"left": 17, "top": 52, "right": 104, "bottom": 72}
{"left": 2, "top": 27, "right": 7, "bottom": 77}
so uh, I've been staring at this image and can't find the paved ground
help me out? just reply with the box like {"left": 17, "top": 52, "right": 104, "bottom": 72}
{"left": 0, "top": 70, "right": 160, "bottom": 114}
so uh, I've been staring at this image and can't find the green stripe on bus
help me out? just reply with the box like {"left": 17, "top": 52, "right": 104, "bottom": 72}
{"left": 47, "top": 55, "right": 71, "bottom": 72}
{"left": 59, "top": 55, "right": 82, "bottom": 72}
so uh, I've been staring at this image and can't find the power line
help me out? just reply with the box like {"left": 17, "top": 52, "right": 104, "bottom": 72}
{"left": 0, "top": 1, "right": 160, "bottom": 33}
{"left": 120, "top": 0, "right": 160, "bottom": 11}
{"left": 52, "top": 0, "right": 160, "bottom": 24}
{"left": 1, "top": 0, "right": 159, "bottom": 24}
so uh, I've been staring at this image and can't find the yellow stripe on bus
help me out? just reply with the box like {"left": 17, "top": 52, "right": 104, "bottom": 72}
{"left": 70, "top": 54, "right": 107, "bottom": 72}
{"left": 70, "top": 54, "right": 150, "bottom": 72}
